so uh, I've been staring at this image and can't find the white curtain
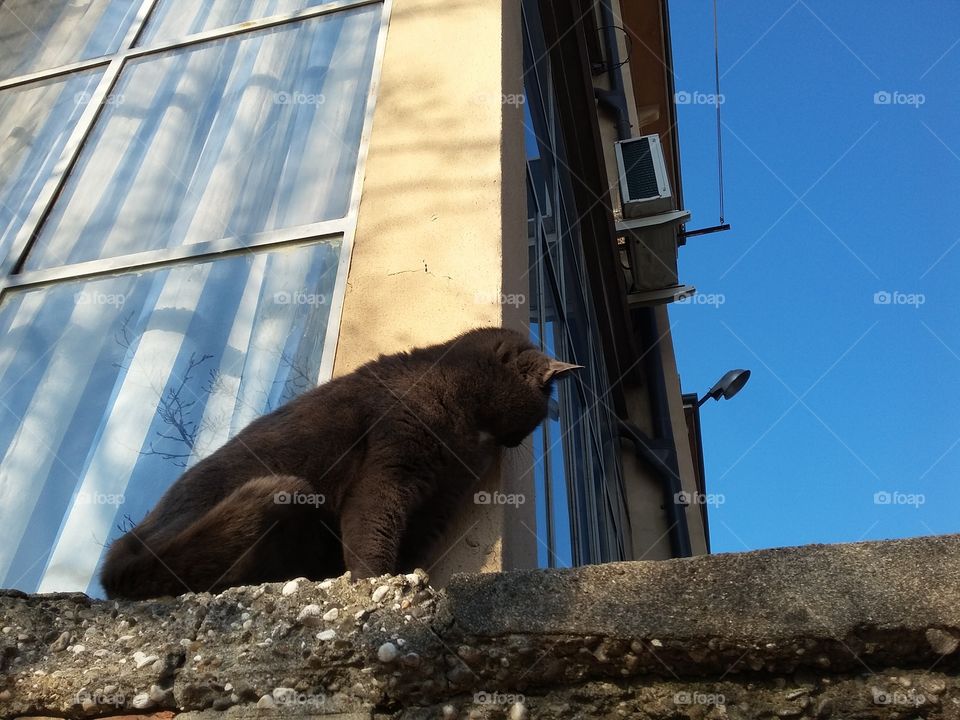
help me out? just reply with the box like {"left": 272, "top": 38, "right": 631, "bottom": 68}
{"left": 0, "top": 0, "right": 139, "bottom": 80}
{"left": 0, "top": 70, "right": 103, "bottom": 261}
{"left": 140, "top": 0, "right": 335, "bottom": 46}
{"left": 26, "top": 4, "right": 380, "bottom": 269}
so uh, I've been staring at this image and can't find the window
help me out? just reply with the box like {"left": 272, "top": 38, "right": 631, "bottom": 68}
{"left": 0, "top": 0, "right": 389, "bottom": 595}
{"left": 522, "top": 0, "right": 629, "bottom": 567}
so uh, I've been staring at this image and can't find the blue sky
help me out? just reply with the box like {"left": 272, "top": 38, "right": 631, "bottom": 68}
{"left": 667, "top": 1, "right": 960, "bottom": 553}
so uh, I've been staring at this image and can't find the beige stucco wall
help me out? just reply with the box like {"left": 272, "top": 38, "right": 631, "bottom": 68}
{"left": 657, "top": 305, "right": 709, "bottom": 555}
{"left": 618, "top": 319, "right": 709, "bottom": 560}
{"left": 332, "top": 0, "right": 530, "bottom": 584}
{"left": 620, "top": 385, "right": 672, "bottom": 561}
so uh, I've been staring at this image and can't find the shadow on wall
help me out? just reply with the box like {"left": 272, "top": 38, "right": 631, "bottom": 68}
{"left": 336, "top": 0, "right": 520, "bottom": 365}
{"left": 339, "top": 71, "right": 507, "bottom": 357}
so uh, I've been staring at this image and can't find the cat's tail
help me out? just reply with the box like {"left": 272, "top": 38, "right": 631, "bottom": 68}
{"left": 99, "top": 527, "right": 182, "bottom": 600}
{"left": 100, "top": 475, "right": 339, "bottom": 599}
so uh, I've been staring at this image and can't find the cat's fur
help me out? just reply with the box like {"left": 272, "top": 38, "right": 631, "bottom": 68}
{"left": 100, "top": 327, "right": 579, "bottom": 599}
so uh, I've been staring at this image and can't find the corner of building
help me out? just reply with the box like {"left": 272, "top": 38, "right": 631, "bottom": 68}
{"left": 333, "top": 0, "right": 532, "bottom": 583}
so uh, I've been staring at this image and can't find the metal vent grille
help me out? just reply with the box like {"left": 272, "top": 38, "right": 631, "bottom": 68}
{"left": 620, "top": 138, "right": 658, "bottom": 200}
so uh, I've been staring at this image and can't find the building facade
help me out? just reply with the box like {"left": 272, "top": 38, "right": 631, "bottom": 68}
{"left": 0, "top": 0, "right": 706, "bottom": 596}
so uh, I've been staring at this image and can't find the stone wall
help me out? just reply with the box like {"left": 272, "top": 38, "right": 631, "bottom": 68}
{"left": 3, "top": 534, "right": 959, "bottom": 719}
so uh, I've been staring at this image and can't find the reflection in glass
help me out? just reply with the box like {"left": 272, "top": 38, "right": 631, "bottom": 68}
{"left": 140, "top": 0, "right": 335, "bottom": 45}
{"left": 0, "top": 0, "right": 139, "bottom": 80}
{"left": 0, "top": 70, "right": 103, "bottom": 266}
{"left": 25, "top": 5, "right": 381, "bottom": 270}
{"left": 524, "top": 0, "right": 627, "bottom": 566}
{"left": 0, "top": 240, "right": 340, "bottom": 596}
{"left": 542, "top": 319, "right": 576, "bottom": 567}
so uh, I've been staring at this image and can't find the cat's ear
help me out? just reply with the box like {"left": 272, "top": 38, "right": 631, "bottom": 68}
{"left": 543, "top": 360, "right": 583, "bottom": 383}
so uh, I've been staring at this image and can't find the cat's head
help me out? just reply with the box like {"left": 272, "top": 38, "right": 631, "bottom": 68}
{"left": 454, "top": 327, "right": 582, "bottom": 447}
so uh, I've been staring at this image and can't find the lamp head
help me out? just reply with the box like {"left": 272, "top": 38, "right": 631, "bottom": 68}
{"left": 699, "top": 369, "right": 751, "bottom": 406}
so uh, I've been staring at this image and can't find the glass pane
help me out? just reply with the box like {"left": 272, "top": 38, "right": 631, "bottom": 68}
{"left": 0, "top": 239, "right": 340, "bottom": 596}
{"left": 542, "top": 318, "right": 574, "bottom": 567}
{"left": 140, "top": 0, "right": 337, "bottom": 45}
{"left": 25, "top": 5, "right": 381, "bottom": 270}
{"left": 0, "top": 0, "right": 139, "bottom": 80}
{"left": 0, "top": 70, "right": 103, "bottom": 266}
{"left": 523, "top": 4, "right": 627, "bottom": 565}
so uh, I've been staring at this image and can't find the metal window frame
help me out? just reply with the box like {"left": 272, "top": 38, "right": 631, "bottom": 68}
{"left": 523, "top": 0, "right": 628, "bottom": 568}
{"left": 0, "top": 0, "right": 393, "bottom": 384}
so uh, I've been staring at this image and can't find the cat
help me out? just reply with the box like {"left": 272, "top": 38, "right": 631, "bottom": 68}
{"left": 99, "top": 326, "right": 581, "bottom": 599}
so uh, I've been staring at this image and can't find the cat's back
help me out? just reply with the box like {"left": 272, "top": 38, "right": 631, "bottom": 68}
{"left": 350, "top": 340, "right": 500, "bottom": 449}
{"left": 240, "top": 370, "right": 374, "bottom": 444}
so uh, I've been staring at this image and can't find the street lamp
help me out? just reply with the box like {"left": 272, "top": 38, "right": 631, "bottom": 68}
{"left": 697, "top": 369, "right": 751, "bottom": 407}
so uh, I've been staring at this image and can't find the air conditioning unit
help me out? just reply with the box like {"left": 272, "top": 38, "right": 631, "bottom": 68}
{"left": 615, "top": 135, "right": 672, "bottom": 218}
{"left": 617, "top": 210, "right": 694, "bottom": 305}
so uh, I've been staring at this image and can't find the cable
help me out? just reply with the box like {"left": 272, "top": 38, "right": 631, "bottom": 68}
{"left": 594, "top": 24, "right": 633, "bottom": 73}
{"left": 713, "top": 0, "right": 725, "bottom": 224}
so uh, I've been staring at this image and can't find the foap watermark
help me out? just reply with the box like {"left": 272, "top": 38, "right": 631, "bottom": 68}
{"left": 473, "top": 291, "right": 526, "bottom": 308}
{"left": 472, "top": 92, "right": 525, "bottom": 107}
{"left": 474, "top": 490, "right": 525, "bottom": 507}
{"left": 874, "top": 490, "right": 925, "bottom": 508}
{"left": 272, "top": 688, "right": 327, "bottom": 709}
{"left": 674, "top": 90, "right": 725, "bottom": 106}
{"left": 76, "top": 491, "right": 124, "bottom": 506}
{"left": 872, "top": 687, "right": 926, "bottom": 707}
{"left": 873, "top": 90, "right": 925, "bottom": 108}
{"left": 676, "top": 292, "right": 725, "bottom": 308}
{"left": 74, "top": 688, "right": 126, "bottom": 709}
{"left": 75, "top": 91, "right": 125, "bottom": 106}
{"left": 274, "top": 490, "right": 325, "bottom": 507}
{"left": 474, "top": 691, "right": 526, "bottom": 706}
{"left": 274, "top": 291, "right": 327, "bottom": 306}
{"left": 75, "top": 291, "right": 125, "bottom": 307}
{"left": 873, "top": 290, "right": 925, "bottom": 308}
{"left": 675, "top": 490, "right": 725, "bottom": 507}
{"left": 673, "top": 691, "right": 726, "bottom": 706}
{"left": 274, "top": 91, "right": 326, "bottom": 106}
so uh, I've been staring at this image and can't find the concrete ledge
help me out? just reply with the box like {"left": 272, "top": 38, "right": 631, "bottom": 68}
{"left": 442, "top": 533, "right": 960, "bottom": 675}
{"left": 2, "top": 535, "right": 960, "bottom": 719}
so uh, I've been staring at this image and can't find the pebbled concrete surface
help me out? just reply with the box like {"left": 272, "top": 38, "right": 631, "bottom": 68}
{"left": 2, "top": 535, "right": 960, "bottom": 719}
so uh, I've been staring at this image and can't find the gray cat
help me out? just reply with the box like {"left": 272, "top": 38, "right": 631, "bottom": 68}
{"left": 100, "top": 326, "right": 580, "bottom": 599}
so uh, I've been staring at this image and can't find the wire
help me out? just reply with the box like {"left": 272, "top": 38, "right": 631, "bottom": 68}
{"left": 594, "top": 25, "right": 633, "bottom": 72}
{"left": 713, "top": 0, "right": 725, "bottom": 224}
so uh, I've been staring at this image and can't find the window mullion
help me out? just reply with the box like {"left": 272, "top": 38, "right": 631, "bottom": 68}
{"left": 0, "top": 219, "right": 352, "bottom": 295}
{"left": 0, "top": 57, "right": 112, "bottom": 92}
{"left": 122, "top": 0, "right": 164, "bottom": 51}
{"left": 0, "top": 0, "right": 383, "bottom": 93}
{"left": 0, "top": 55, "right": 128, "bottom": 281}
{"left": 313, "top": 0, "right": 393, "bottom": 384}
{"left": 128, "top": 0, "right": 383, "bottom": 61}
